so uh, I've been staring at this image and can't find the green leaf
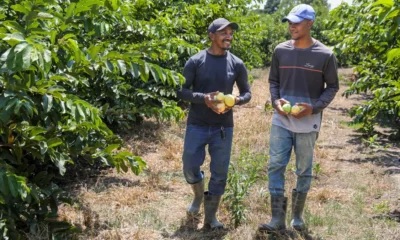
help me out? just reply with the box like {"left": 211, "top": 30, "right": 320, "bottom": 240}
{"left": 29, "top": 127, "right": 47, "bottom": 137}
{"left": 40, "top": 141, "right": 48, "bottom": 154}
{"left": 37, "top": 12, "right": 54, "bottom": 19}
{"left": 88, "top": 44, "right": 102, "bottom": 59}
{"left": 47, "top": 138, "right": 63, "bottom": 148}
{"left": 49, "top": 221, "right": 78, "bottom": 234}
{"left": 149, "top": 65, "right": 159, "bottom": 83}
{"left": 6, "top": 173, "right": 18, "bottom": 198}
{"left": 105, "top": 0, "right": 120, "bottom": 11}
{"left": 3, "top": 33, "right": 25, "bottom": 46}
{"left": 0, "top": 49, "right": 11, "bottom": 62}
{"left": 105, "top": 60, "right": 114, "bottom": 72}
{"left": 50, "top": 152, "right": 72, "bottom": 176}
{"left": 128, "top": 156, "right": 147, "bottom": 175}
{"left": 2, "top": 21, "right": 25, "bottom": 33}
{"left": 104, "top": 144, "right": 119, "bottom": 153}
{"left": 385, "top": 9, "right": 399, "bottom": 20}
{"left": 43, "top": 94, "right": 53, "bottom": 113}
{"left": 65, "top": 3, "right": 77, "bottom": 18}
{"left": 76, "top": 104, "right": 86, "bottom": 120}
{"left": 0, "top": 171, "right": 10, "bottom": 196}
{"left": 11, "top": 4, "right": 30, "bottom": 15}
{"left": 117, "top": 60, "right": 126, "bottom": 75}
{"left": 139, "top": 61, "right": 150, "bottom": 82}
{"left": 75, "top": 0, "right": 100, "bottom": 14}
{"left": 50, "top": 30, "right": 57, "bottom": 45}
{"left": 5, "top": 42, "right": 33, "bottom": 71}
{"left": 372, "top": 0, "right": 394, "bottom": 8}
{"left": 387, "top": 48, "right": 400, "bottom": 63}
{"left": 66, "top": 39, "right": 81, "bottom": 64}
{"left": 131, "top": 62, "right": 140, "bottom": 78}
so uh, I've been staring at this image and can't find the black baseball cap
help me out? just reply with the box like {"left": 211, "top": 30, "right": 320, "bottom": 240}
{"left": 208, "top": 18, "right": 239, "bottom": 33}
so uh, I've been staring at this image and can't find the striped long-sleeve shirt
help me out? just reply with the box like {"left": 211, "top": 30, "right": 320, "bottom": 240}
{"left": 269, "top": 40, "right": 339, "bottom": 133}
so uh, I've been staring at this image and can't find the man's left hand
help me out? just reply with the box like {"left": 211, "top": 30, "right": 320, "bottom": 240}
{"left": 291, "top": 103, "right": 313, "bottom": 119}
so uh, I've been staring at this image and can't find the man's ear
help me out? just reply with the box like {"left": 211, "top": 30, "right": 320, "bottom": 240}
{"left": 209, "top": 32, "right": 214, "bottom": 40}
{"left": 308, "top": 20, "right": 314, "bottom": 28}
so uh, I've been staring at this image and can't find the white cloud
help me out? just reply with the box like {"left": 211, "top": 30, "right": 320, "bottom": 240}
{"left": 329, "top": 0, "right": 353, "bottom": 10}
{"left": 252, "top": 0, "right": 353, "bottom": 10}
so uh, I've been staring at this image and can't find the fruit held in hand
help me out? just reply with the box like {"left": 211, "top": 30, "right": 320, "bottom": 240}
{"left": 216, "top": 102, "right": 226, "bottom": 112}
{"left": 291, "top": 105, "right": 303, "bottom": 114}
{"left": 216, "top": 92, "right": 225, "bottom": 101}
{"left": 224, "top": 94, "right": 235, "bottom": 107}
{"left": 282, "top": 103, "right": 291, "bottom": 113}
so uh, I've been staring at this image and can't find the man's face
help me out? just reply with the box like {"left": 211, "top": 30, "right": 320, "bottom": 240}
{"left": 288, "top": 20, "right": 313, "bottom": 40}
{"left": 209, "top": 26, "right": 234, "bottom": 50}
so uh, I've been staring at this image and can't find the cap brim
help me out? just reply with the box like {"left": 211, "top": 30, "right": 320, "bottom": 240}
{"left": 281, "top": 14, "right": 304, "bottom": 23}
{"left": 216, "top": 22, "right": 239, "bottom": 31}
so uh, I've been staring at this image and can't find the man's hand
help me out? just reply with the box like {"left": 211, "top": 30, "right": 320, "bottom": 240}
{"left": 204, "top": 91, "right": 223, "bottom": 114}
{"left": 274, "top": 98, "right": 290, "bottom": 116}
{"left": 291, "top": 103, "right": 313, "bottom": 119}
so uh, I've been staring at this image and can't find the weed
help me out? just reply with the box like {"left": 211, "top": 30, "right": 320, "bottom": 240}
{"left": 224, "top": 150, "right": 267, "bottom": 228}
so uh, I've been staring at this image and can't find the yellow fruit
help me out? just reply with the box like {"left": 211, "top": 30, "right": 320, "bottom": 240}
{"left": 216, "top": 92, "right": 225, "bottom": 101}
{"left": 291, "top": 105, "right": 301, "bottom": 114}
{"left": 224, "top": 94, "right": 235, "bottom": 107}
{"left": 216, "top": 102, "right": 226, "bottom": 112}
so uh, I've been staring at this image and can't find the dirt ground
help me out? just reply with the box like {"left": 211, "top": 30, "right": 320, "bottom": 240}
{"left": 56, "top": 68, "right": 400, "bottom": 240}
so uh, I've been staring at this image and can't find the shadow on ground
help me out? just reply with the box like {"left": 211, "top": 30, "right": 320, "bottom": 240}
{"left": 255, "top": 229, "right": 323, "bottom": 240}
{"left": 163, "top": 216, "right": 228, "bottom": 240}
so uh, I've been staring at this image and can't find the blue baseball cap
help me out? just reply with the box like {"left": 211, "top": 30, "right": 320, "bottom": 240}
{"left": 282, "top": 4, "right": 315, "bottom": 23}
{"left": 208, "top": 18, "right": 239, "bottom": 33}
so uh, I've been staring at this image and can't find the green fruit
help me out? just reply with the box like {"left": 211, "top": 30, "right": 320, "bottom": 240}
{"left": 216, "top": 92, "right": 225, "bottom": 101}
{"left": 282, "top": 103, "right": 291, "bottom": 113}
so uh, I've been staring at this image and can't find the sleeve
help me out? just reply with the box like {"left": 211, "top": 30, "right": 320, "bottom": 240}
{"left": 311, "top": 53, "right": 340, "bottom": 114}
{"left": 268, "top": 49, "right": 280, "bottom": 107}
{"left": 235, "top": 61, "right": 251, "bottom": 105}
{"left": 176, "top": 58, "right": 206, "bottom": 104}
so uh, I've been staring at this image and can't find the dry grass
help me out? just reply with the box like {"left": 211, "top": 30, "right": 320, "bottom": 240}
{"left": 54, "top": 68, "right": 400, "bottom": 240}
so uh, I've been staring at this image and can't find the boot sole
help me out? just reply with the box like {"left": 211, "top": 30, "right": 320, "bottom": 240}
{"left": 258, "top": 226, "right": 286, "bottom": 234}
{"left": 292, "top": 226, "right": 306, "bottom": 232}
{"left": 203, "top": 223, "right": 224, "bottom": 231}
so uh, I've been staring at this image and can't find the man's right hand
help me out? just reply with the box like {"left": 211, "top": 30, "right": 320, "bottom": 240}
{"left": 274, "top": 98, "right": 290, "bottom": 116}
{"left": 205, "top": 91, "right": 223, "bottom": 114}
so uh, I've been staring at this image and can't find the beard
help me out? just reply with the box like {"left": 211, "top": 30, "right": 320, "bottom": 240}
{"left": 221, "top": 40, "right": 231, "bottom": 50}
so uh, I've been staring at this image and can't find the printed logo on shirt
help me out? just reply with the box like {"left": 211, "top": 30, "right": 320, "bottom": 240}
{"left": 304, "top": 63, "right": 315, "bottom": 69}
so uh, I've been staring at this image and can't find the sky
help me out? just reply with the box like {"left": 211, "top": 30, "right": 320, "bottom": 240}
{"left": 253, "top": 0, "right": 353, "bottom": 10}
{"left": 329, "top": 0, "right": 353, "bottom": 9}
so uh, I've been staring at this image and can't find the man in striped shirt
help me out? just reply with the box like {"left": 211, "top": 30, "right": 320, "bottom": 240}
{"left": 259, "top": 4, "right": 339, "bottom": 233}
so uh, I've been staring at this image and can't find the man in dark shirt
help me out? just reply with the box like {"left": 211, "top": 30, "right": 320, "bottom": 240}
{"left": 177, "top": 18, "right": 251, "bottom": 229}
{"left": 258, "top": 4, "right": 339, "bottom": 233}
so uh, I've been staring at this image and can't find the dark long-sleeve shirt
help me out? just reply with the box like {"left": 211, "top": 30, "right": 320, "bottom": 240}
{"left": 177, "top": 50, "right": 251, "bottom": 127}
{"left": 269, "top": 40, "right": 339, "bottom": 133}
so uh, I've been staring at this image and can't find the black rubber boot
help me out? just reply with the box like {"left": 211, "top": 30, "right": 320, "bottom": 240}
{"left": 291, "top": 189, "right": 307, "bottom": 231}
{"left": 187, "top": 179, "right": 204, "bottom": 216}
{"left": 203, "top": 192, "right": 224, "bottom": 230}
{"left": 258, "top": 195, "right": 288, "bottom": 233}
